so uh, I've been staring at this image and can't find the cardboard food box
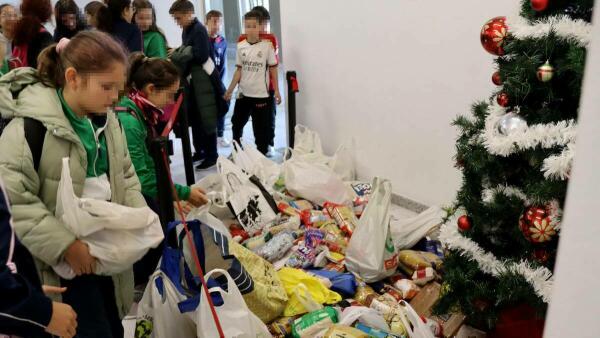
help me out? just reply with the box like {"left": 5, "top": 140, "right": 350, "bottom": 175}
{"left": 409, "top": 282, "right": 467, "bottom": 338}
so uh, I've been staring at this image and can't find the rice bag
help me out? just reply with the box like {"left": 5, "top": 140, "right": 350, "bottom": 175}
{"left": 398, "top": 250, "right": 443, "bottom": 270}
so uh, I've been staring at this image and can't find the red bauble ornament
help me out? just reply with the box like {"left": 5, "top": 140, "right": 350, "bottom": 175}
{"left": 457, "top": 215, "right": 472, "bottom": 231}
{"left": 533, "top": 248, "right": 551, "bottom": 264}
{"left": 492, "top": 71, "right": 503, "bottom": 85}
{"left": 519, "top": 206, "right": 557, "bottom": 243}
{"left": 497, "top": 92, "right": 509, "bottom": 107}
{"left": 480, "top": 17, "right": 508, "bottom": 56}
{"left": 531, "top": 0, "right": 549, "bottom": 11}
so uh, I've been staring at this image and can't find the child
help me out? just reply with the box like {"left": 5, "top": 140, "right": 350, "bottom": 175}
{"left": 206, "top": 9, "right": 230, "bottom": 147}
{"left": 169, "top": 0, "right": 225, "bottom": 170}
{"left": 0, "top": 31, "right": 145, "bottom": 337}
{"left": 238, "top": 5, "right": 279, "bottom": 154}
{"left": 0, "top": 178, "right": 78, "bottom": 338}
{"left": 133, "top": 0, "right": 167, "bottom": 58}
{"left": 53, "top": 0, "right": 86, "bottom": 42}
{"left": 11, "top": 0, "right": 53, "bottom": 69}
{"left": 116, "top": 52, "right": 208, "bottom": 285}
{"left": 0, "top": 4, "right": 17, "bottom": 60}
{"left": 104, "top": 0, "right": 142, "bottom": 52}
{"left": 84, "top": 1, "right": 109, "bottom": 31}
{"left": 225, "top": 10, "right": 281, "bottom": 155}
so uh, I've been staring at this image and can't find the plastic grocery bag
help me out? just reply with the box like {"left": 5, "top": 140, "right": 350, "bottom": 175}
{"left": 329, "top": 142, "right": 356, "bottom": 182}
{"left": 186, "top": 204, "right": 231, "bottom": 239}
{"left": 218, "top": 157, "right": 278, "bottom": 236}
{"left": 338, "top": 306, "right": 390, "bottom": 332}
{"left": 197, "top": 269, "right": 271, "bottom": 338}
{"left": 307, "top": 270, "right": 358, "bottom": 298}
{"left": 135, "top": 270, "right": 197, "bottom": 338}
{"left": 293, "top": 124, "right": 324, "bottom": 157}
{"left": 390, "top": 206, "right": 445, "bottom": 250}
{"left": 53, "top": 158, "right": 163, "bottom": 279}
{"left": 345, "top": 177, "right": 398, "bottom": 282}
{"left": 192, "top": 173, "right": 233, "bottom": 220}
{"left": 278, "top": 267, "right": 342, "bottom": 317}
{"left": 282, "top": 151, "right": 352, "bottom": 206}
{"left": 398, "top": 300, "right": 435, "bottom": 338}
{"left": 231, "top": 141, "right": 281, "bottom": 190}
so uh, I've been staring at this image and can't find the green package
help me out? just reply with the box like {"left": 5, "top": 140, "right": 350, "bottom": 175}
{"left": 292, "top": 306, "right": 338, "bottom": 338}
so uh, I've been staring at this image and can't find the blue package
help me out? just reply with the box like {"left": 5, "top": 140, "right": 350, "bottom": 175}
{"left": 308, "top": 269, "right": 358, "bottom": 298}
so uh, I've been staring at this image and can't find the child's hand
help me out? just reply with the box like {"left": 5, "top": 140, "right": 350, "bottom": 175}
{"left": 275, "top": 91, "right": 282, "bottom": 105}
{"left": 175, "top": 201, "right": 193, "bottom": 215}
{"left": 46, "top": 301, "right": 77, "bottom": 338}
{"left": 224, "top": 91, "right": 233, "bottom": 102}
{"left": 43, "top": 286, "right": 67, "bottom": 295}
{"left": 188, "top": 187, "right": 209, "bottom": 207}
{"left": 64, "top": 240, "right": 96, "bottom": 276}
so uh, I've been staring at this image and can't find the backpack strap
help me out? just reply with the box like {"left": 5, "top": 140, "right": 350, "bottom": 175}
{"left": 23, "top": 118, "right": 46, "bottom": 172}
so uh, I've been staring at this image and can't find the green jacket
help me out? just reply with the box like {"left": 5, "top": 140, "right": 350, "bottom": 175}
{"left": 143, "top": 31, "right": 167, "bottom": 59}
{"left": 171, "top": 46, "right": 218, "bottom": 134}
{"left": 117, "top": 96, "right": 190, "bottom": 200}
{"left": 0, "top": 68, "right": 146, "bottom": 318}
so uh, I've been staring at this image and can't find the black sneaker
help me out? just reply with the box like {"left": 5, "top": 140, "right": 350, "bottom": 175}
{"left": 192, "top": 152, "right": 205, "bottom": 163}
{"left": 195, "top": 159, "right": 217, "bottom": 171}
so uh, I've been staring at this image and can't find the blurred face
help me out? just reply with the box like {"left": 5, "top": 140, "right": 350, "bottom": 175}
{"left": 172, "top": 11, "right": 193, "bottom": 28}
{"left": 134, "top": 8, "right": 153, "bottom": 32}
{"left": 143, "top": 80, "right": 180, "bottom": 109}
{"left": 0, "top": 6, "right": 17, "bottom": 37}
{"left": 122, "top": 2, "right": 135, "bottom": 23}
{"left": 206, "top": 16, "right": 222, "bottom": 36}
{"left": 244, "top": 18, "right": 260, "bottom": 41}
{"left": 259, "top": 19, "right": 270, "bottom": 34}
{"left": 65, "top": 61, "right": 127, "bottom": 114}
{"left": 85, "top": 12, "right": 97, "bottom": 28}
{"left": 61, "top": 13, "right": 77, "bottom": 31}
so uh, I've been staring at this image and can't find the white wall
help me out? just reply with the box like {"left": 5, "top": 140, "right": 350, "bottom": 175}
{"left": 280, "top": 1, "right": 517, "bottom": 206}
{"left": 544, "top": 6, "right": 600, "bottom": 338}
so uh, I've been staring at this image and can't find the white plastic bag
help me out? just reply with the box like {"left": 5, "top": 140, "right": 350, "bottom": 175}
{"left": 192, "top": 173, "right": 233, "bottom": 220}
{"left": 186, "top": 204, "right": 232, "bottom": 240}
{"left": 197, "top": 269, "right": 271, "bottom": 338}
{"left": 339, "top": 306, "right": 390, "bottom": 332}
{"left": 398, "top": 300, "right": 436, "bottom": 338}
{"left": 345, "top": 177, "right": 398, "bottom": 282}
{"left": 218, "top": 157, "right": 277, "bottom": 236}
{"left": 390, "top": 206, "right": 445, "bottom": 250}
{"left": 330, "top": 142, "right": 356, "bottom": 182}
{"left": 231, "top": 141, "right": 281, "bottom": 190}
{"left": 136, "top": 270, "right": 197, "bottom": 338}
{"left": 293, "top": 124, "right": 323, "bottom": 156}
{"left": 54, "top": 158, "right": 163, "bottom": 279}
{"left": 282, "top": 152, "right": 351, "bottom": 206}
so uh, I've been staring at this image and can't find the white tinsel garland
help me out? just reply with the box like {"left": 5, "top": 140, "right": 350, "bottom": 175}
{"left": 482, "top": 185, "right": 529, "bottom": 204}
{"left": 440, "top": 213, "right": 554, "bottom": 303}
{"left": 482, "top": 102, "right": 577, "bottom": 157}
{"left": 506, "top": 13, "right": 592, "bottom": 46}
{"left": 542, "top": 144, "right": 575, "bottom": 180}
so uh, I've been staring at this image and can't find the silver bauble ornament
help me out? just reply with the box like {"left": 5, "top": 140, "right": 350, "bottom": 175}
{"left": 497, "top": 113, "right": 528, "bottom": 135}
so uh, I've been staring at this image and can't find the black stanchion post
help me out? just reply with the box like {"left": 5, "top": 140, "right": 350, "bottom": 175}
{"left": 150, "top": 137, "right": 175, "bottom": 226}
{"left": 286, "top": 71, "right": 299, "bottom": 149}
{"left": 176, "top": 92, "right": 196, "bottom": 186}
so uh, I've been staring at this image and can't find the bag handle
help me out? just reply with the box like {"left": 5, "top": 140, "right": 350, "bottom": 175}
{"left": 399, "top": 300, "right": 435, "bottom": 338}
{"left": 204, "top": 269, "right": 245, "bottom": 301}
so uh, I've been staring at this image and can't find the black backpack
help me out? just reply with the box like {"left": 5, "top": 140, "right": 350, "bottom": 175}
{"left": 0, "top": 116, "right": 46, "bottom": 172}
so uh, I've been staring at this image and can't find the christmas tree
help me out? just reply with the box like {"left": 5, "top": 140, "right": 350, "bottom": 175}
{"left": 435, "top": 0, "right": 594, "bottom": 333}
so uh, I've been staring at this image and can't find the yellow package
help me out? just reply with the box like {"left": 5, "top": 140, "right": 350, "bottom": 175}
{"left": 398, "top": 250, "right": 443, "bottom": 270}
{"left": 324, "top": 325, "right": 369, "bottom": 338}
{"left": 278, "top": 267, "right": 342, "bottom": 317}
{"left": 229, "top": 241, "right": 289, "bottom": 323}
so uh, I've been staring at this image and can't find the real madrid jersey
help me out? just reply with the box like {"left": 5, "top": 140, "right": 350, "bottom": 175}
{"left": 236, "top": 39, "right": 277, "bottom": 98}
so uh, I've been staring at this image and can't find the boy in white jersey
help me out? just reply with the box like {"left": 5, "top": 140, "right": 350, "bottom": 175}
{"left": 224, "top": 10, "right": 281, "bottom": 155}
